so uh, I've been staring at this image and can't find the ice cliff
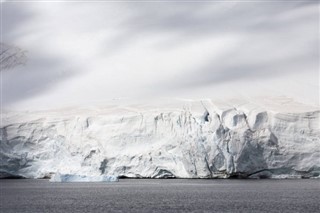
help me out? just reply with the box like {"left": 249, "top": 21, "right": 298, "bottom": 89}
{"left": 1, "top": 99, "right": 319, "bottom": 179}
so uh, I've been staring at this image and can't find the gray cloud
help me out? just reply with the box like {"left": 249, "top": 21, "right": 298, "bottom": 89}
{"left": 122, "top": 2, "right": 318, "bottom": 89}
{"left": 102, "top": 1, "right": 318, "bottom": 88}
{"left": 1, "top": 1, "right": 318, "bottom": 109}
{"left": 1, "top": 2, "right": 34, "bottom": 40}
{"left": 2, "top": 2, "right": 81, "bottom": 106}
{"left": 2, "top": 55, "right": 76, "bottom": 106}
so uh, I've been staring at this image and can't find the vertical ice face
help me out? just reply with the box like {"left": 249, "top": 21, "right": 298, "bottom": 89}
{"left": 0, "top": 100, "right": 319, "bottom": 179}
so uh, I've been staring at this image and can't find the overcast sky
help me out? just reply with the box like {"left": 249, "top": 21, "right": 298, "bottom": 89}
{"left": 1, "top": 1, "right": 319, "bottom": 110}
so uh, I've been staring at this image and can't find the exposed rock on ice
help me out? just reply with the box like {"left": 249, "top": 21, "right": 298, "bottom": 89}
{"left": 1, "top": 99, "right": 319, "bottom": 179}
{"left": 50, "top": 173, "right": 118, "bottom": 182}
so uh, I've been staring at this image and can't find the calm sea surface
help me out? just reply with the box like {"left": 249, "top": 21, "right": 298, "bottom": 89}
{"left": 0, "top": 179, "right": 319, "bottom": 213}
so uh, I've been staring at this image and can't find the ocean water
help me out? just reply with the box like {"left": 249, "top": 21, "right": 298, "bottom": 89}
{"left": 0, "top": 179, "right": 319, "bottom": 213}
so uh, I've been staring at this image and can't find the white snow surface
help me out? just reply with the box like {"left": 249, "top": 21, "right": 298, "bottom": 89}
{"left": 1, "top": 99, "right": 319, "bottom": 179}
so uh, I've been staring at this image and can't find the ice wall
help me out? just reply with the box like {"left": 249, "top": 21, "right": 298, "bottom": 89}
{"left": 1, "top": 100, "right": 319, "bottom": 179}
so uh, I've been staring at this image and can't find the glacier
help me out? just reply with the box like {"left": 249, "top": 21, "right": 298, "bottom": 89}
{"left": 1, "top": 99, "right": 319, "bottom": 179}
{"left": 49, "top": 173, "right": 119, "bottom": 182}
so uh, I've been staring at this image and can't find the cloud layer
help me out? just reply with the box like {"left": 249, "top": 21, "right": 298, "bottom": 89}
{"left": 1, "top": 1, "right": 319, "bottom": 109}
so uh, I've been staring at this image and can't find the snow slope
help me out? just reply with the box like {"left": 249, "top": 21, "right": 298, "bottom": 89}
{"left": 1, "top": 99, "right": 319, "bottom": 179}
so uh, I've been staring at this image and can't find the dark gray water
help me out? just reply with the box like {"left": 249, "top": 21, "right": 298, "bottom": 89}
{"left": 0, "top": 179, "right": 319, "bottom": 213}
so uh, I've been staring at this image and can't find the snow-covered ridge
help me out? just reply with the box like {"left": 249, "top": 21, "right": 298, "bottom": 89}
{"left": 1, "top": 99, "right": 319, "bottom": 179}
